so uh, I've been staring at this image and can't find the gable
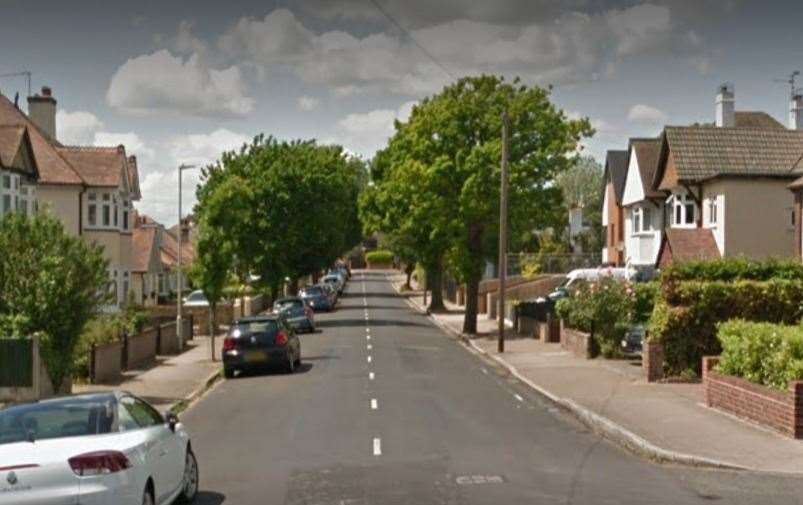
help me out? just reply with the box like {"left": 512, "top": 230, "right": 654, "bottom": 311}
{"left": 622, "top": 146, "right": 645, "bottom": 206}
{"left": 658, "top": 149, "right": 680, "bottom": 190}
{"left": 601, "top": 184, "right": 610, "bottom": 226}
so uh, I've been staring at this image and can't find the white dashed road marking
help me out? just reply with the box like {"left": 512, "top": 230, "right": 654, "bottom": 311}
{"left": 514, "top": 394, "right": 524, "bottom": 403}
{"left": 373, "top": 438, "right": 382, "bottom": 456}
{"left": 369, "top": 372, "right": 375, "bottom": 380}
{"left": 371, "top": 398, "right": 378, "bottom": 410}
{"left": 367, "top": 355, "right": 372, "bottom": 363}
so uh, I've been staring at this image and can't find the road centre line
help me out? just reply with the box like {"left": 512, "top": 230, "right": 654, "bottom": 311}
{"left": 514, "top": 393, "right": 524, "bottom": 403}
{"left": 367, "top": 355, "right": 372, "bottom": 363}
{"left": 373, "top": 437, "right": 382, "bottom": 456}
{"left": 371, "top": 398, "right": 378, "bottom": 410}
{"left": 369, "top": 372, "right": 375, "bottom": 380}
{"left": 367, "top": 344, "right": 372, "bottom": 350}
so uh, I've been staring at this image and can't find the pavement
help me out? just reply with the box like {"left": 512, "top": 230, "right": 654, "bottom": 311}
{"left": 391, "top": 273, "right": 803, "bottom": 476}
{"left": 74, "top": 334, "right": 224, "bottom": 412}
{"left": 178, "top": 270, "right": 803, "bottom": 504}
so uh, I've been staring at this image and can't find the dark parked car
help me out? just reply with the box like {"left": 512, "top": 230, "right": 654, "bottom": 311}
{"left": 222, "top": 315, "right": 301, "bottom": 378}
{"left": 273, "top": 296, "right": 315, "bottom": 333}
{"left": 299, "top": 285, "right": 333, "bottom": 311}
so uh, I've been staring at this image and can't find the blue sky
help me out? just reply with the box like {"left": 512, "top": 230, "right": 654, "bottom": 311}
{"left": 2, "top": 0, "right": 802, "bottom": 223}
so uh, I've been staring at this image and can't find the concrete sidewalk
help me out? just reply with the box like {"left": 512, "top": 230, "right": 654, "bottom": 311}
{"left": 389, "top": 272, "right": 803, "bottom": 475}
{"left": 75, "top": 335, "right": 223, "bottom": 413}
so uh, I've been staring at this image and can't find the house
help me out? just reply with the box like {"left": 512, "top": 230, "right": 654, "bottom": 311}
{"left": 601, "top": 150, "right": 628, "bottom": 266}
{"left": 620, "top": 138, "right": 663, "bottom": 271}
{"left": 0, "top": 125, "right": 38, "bottom": 216}
{"left": 0, "top": 87, "right": 142, "bottom": 309}
{"left": 653, "top": 85, "right": 803, "bottom": 266}
{"left": 131, "top": 213, "right": 164, "bottom": 306}
{"left": 159, "top": 222, "right": 196, "bottom": 299}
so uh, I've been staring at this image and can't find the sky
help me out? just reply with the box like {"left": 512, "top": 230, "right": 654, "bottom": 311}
{"left": 2, "top": 0, "right": 803, "bottom": 224}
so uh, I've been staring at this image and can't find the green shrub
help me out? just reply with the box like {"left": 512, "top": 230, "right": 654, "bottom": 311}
{"left": 717, "top": 320, "right": 803, "bottom": 390}
{"left": 650, "top": 279, "right": 803, "bottom": 376}
{"left": 73, "top": 316, "right": 124, "bottom": 378}
{"left": 366, "top": 250, "right": 394, "bottom": 264}
{"left": 555, "top": 278, "right": 645, "bottom": 358}
{"left": 663, "top": 257, "right": 803, "bottom": 283}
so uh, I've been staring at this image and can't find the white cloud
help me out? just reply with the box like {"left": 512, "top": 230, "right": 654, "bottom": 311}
{"left": 330, "top": 101, "right": 416, "bottom": 156}
{"left": 106, "top": 49, "right": 254, "bottom": 117}
{"left": 134, "top": 128, "right": 250, "bottom": 225}
{"left": 627, "top": 104, "right": 668, "bottom": 124}
{"left": 56, "top": 110, "right": 104, "bottom": 145}
{"left": 217, "top": 4, "right": 704, "bottom": 96}
{"left": 297, "top": 95, "right": 320, "bottom": 111}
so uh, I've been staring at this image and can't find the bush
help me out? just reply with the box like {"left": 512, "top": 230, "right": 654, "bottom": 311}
{"left": 366, "top": 250, "right": 394, "bottom": 264}
{"left": 650, "top": 279, "right": 803, "bottom": 376}
{"left": 555, "top": 278, "right": 645, "bottom": 358}
{"left": 663, "top": 257, "right": 803, "bottom": 283}
{"left": 717, "top": 320, "right": 803, "bottom": 391}
{"left": 73, "top": 316, "right": 125, "bottom": 379}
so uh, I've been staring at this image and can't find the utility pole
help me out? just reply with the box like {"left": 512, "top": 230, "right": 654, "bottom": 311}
{"left": 176, "top": 164, "right": 197, "bottom": 353}
{"left": 498, "top": 111, "right": 510, "bottom": 353}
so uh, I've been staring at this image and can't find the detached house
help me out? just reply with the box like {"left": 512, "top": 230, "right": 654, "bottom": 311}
{"left": 621, "top": 138, "right": 663, "bottom": 270}
{"left": 653, "top": 85, "right": 803, "bottom": 266}
{"left": 0, "top": 87, "right": 142, "bottom": 309}
{"left": 131, "top": 213, "right": 164, "bottom": 307}
{"left": 601, "top": 150, "right": 628, "bottom": 266}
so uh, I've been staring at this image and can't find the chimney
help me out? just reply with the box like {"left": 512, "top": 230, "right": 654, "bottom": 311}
{"left": 790, "top": 94, "right": 803, "bottom": 130}
{"left": 27, "top": 86, "right": 57, "bottom": 140}
{"left": 715, "top": 83, "right": 735, "bottom": 127}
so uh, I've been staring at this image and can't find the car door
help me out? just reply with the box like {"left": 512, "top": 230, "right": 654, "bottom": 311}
{"left": 119, "top": 396, "right": 182, "bottom": 503}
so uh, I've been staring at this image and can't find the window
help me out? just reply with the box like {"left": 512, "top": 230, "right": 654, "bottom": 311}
{"left": 87, "top": 193, "right": 97, "bottom": 226}
{"left": 122, "top": 200, "right": 129, "bottom": 231}
{"left": 633, "top": 208, "right": 641, "bottom": 233}
{"left": 708, "top": 198, "right": 718, "bottom": 225}
{"left": 0, "top": 172, "right": 29, "bottom": 217}
{"left": 122, "top": 271, "right": 130, "bottom": 303}
{"left": 669, "top": 193, "right": 697, "bottom": 228}
{"left": 119, "top": 396, "right": 163, "bottom": 428}
{"left": 112, "top": 195, "right": 118, "bottom": 227}
{"left": 631, "top": 207, "right": 654, "bottom": 234}
{"left": 102, "top": 193, "right": 111, "bottom": 226}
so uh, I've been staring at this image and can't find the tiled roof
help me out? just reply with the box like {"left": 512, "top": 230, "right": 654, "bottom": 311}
{"left": 604, "top": 150, "right": 628, "bottom": 203}
{"left": 0, "top": 125, "right": 26, "bottom": 169}
{"left": 160, "top": 227, "right": 195, "bottom": 267}
{"left": 131, "top": 225, "right": 157, "bottom": 273}
{"left": 658, "top": 228, "right": 721, "bottom": 267}
{"left": 660, "top": 126, "right": 803, "bottom": 183}
{"left": 789, "top": 174, "right": 803, "bottom": 190}
{"left": 735, "top": 111, "right": 785, "bottom": 129}
{"left": 56, "top": 145, "right": 129, "bottom": 188}
{"left": 0, "top": 93, "right": 83, "bottom": 184}
{"left": 630, "top": 138, "right": 663, "bottom": 199}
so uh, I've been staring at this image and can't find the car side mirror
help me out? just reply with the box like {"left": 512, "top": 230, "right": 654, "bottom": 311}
{"left": 166, "top": 411, "right": 179, "bottom": 432}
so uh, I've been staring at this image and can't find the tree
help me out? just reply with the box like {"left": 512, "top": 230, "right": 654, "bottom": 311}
{"left": 367, "top": 75, "right": 593, "bottom": 332}
{"left": 555, "top": 155, "right": 604, "bottom": 254}
{"left": 0, "top": 211, "right": 110, "bottom": 391}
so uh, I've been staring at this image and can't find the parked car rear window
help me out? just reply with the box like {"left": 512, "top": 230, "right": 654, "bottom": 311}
{"left": 301, "top": 287, "right": 323, "bottom": 296}
{"left": 0, "top": 396, "right": 115, "bottom": 444}
{"left": 275, "top": 299, "right": 304, "bottom": 310}
{"left": 231, "top": 320, "right": 278, "bottom": 336}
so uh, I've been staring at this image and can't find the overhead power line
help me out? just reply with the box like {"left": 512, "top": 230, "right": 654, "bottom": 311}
{"left": 366, "top": 0, "right": 454, "bottom": 80}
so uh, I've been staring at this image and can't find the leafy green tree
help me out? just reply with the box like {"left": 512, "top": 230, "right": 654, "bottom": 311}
{"left": 555, "top": 155, "right": 604, "bottom": 254}
{"left": 0, "top": 212, "right": 110, "bottom": 391}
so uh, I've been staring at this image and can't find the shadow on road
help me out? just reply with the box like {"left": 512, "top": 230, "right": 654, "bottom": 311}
{"left": 195, "top": 491, "right": 226, "bottom": 504}
{"left": 316, "top": 318, "right": 428, "bottom": 328}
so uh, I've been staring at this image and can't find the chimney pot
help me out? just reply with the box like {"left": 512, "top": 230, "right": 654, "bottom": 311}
{"left": 27, "top": 85, "right": 57, "bottom": 140}
{"left": 715, "top": 83, "right": 735, "bottom": 128}
{"left": 41, "top": 86, "right": 52, "bottom": 97}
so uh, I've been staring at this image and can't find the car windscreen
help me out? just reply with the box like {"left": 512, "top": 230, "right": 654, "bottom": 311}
{"left": 275, "top": 299, "right": 304, "bottom": 310}
{"left": 301, "top": 287, "right": 323, "bottom": 296}
{"left": 0, "top": 396, "right": 115, "bottom": 444}
{"left": 230, "top": 320, "right": 279, "bottom": 337}
{"left": 187, "top": 292, "right": 207, "bottom": 301}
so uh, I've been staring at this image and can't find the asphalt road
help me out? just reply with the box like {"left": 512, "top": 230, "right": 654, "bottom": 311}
{"left": 183, "top": 271, "right": 803, "bottom": 505}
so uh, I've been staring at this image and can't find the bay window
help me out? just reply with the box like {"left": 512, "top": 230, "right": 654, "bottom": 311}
{"left": 668, "top": 193, "right": 697, "bottom": 228}
{"left": 0, "top": 171, "right": 36, "bottom": 217}
{"left": 631, "top": 206, "right": 654, "bottom": 234}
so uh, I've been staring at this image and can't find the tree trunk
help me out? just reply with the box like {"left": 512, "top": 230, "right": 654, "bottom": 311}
{"left": 269, "top": 283, "right": 280, "bottom": 305}
{"left": 289, "top": 278, "right": 300, "bottom": 296}
{"left": 404, "top": 263, "right": 414, "bottom": 290}
{"left": 462, "top": 278, "right": 480, "bottom": 334}
{"left": 427, "top": 263, "right": 445, "bottom": 312}
{"left": 312, "top": 271, "right": 321, "bottom": 284}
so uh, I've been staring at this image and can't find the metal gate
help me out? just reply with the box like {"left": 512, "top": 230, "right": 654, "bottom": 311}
{"left": 0, "top": 338, "right": 33, "bottom": 387}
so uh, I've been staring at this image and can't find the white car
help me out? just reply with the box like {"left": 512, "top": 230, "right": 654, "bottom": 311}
{"left": 322, "top": 274, "right": 344, "bottom": 295}
{"left": 182, "top": 290, "right": 209, "bottom": 308}
{"left": 0, "top": 392, "right": 198, "bottom": 505}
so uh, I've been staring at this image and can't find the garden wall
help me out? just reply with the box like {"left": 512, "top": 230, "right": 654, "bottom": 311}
{"left": 560, "top": 320, "right": 594, "bottom": 359}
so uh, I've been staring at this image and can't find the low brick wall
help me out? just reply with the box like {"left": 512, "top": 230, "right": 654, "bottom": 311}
{"left": 126, "top": 327, "right": 158, "bottom": 369}
{"left": 91, "top": 341, "right": 122, "bottom": 383}
{"left": 560, "top": 320, "right": 594, "bottom": 358}
{"left": 703, "top": 357, "right": 803, "bottom": 438}
{"left": 643, "top": 341, "right": 665, "bottom": 382}
{"left": 158, "top": 323, "right": 178, "bottom": 354}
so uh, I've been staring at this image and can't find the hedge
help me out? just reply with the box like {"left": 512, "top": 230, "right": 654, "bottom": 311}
{"left": 650, "top": 279, "right": 803, "bottom": 376}
{"left": 366, "top": 250, "right": 394, "bottom": 264}
{"left": 717, "top": 320, "right": 803, "bottom": 391}
{"left": 663, "top": 257, "right": 803, "bottom": 283}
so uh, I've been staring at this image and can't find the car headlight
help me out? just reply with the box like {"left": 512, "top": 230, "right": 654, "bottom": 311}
{"left": 309, "top": 300, "right": 315, "bottom": 306}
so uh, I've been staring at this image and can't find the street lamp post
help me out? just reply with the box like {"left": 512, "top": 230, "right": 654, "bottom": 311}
{"left": 176, "top": 164, "right": 197, "bottom": 352}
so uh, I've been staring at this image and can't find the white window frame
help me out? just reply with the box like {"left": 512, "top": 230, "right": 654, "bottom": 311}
{"left": 668, "top": 192, "right": 697, "bottom": 229}
{"left": 707, "top": 197, "right": 718, "bottom": 226}
{"left": 86, "top": 190, "right": 129, "bottom": 231}
{"left": 631, "top": 206, "right": 654, "bottom": 235}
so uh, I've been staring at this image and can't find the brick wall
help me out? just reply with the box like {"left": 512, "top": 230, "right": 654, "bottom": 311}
{"left": 540, "top": 315, "right": 560, "bottom": 343}
{"left": 91, "top": 341, "right": 122, "bottom": 383}
{"left": 126, "top": 327, "right": 158, "bottom": 369}
{"left": 703, "top": 356, "right": 803, "bottom": 439}
{"left": 560, "top": 320, "right": 593, "bottom": 358}
{"left": 643, "top": 341, "right": 665, "bottom": 382}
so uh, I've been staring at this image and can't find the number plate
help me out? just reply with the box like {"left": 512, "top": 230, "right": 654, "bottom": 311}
{"left": 245, "top": 351, "right": 268, "bottom": 363}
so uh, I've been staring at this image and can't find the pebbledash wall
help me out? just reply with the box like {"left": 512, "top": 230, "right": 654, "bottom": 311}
{"left": 703, "top": 357, "right": 803, "bottom": 439}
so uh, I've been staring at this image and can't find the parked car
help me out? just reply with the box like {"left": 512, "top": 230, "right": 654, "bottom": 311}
{"left": 322, "top": 274, "right": 344, "bottom": 295}
{"left": 299, "top": 285, "right": 333, "bottom": 311}
{"left": 273, "top": 296, "right": 315, "bottom": 333}
{"left": 333, "top": 263, "right": 350, "bottom": 280}
{"left": 0, "top": 392, "right": 198, "bottom": 505}
{"left": 222, "top": 315, "right": 301, "bottom": 378}
{"left": 621, "top": 324, "right": 646, "bottom": 355}
{"left": 534, "top": 266, "right": 638, "bottom": 317}
{"left": 182, "top": 290, "right": 209, "bottom": 307}
{"left": 320, "top": 282, "right": 338, "bottom": 306}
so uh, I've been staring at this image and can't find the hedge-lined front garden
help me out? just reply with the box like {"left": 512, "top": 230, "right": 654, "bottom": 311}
{"left": 366, "top": 250, "right": 394, "bottom": 265}
{"left": 649, "top": 258, "right": 803, "bottom": 377}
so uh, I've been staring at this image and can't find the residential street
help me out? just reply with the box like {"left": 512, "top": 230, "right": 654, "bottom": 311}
{"left": 183, "top": 271, "right": 803, "bottom": 505}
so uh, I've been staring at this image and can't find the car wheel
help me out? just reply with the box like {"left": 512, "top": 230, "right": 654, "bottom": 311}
{"left": 177, "top": 448, "right": 199, "bottom": 503}
{"left": 223, "top": 367, "right": 235, "bottom": 379}
{"left": 142, "top": 487, "right": 154, "bottom": 505}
